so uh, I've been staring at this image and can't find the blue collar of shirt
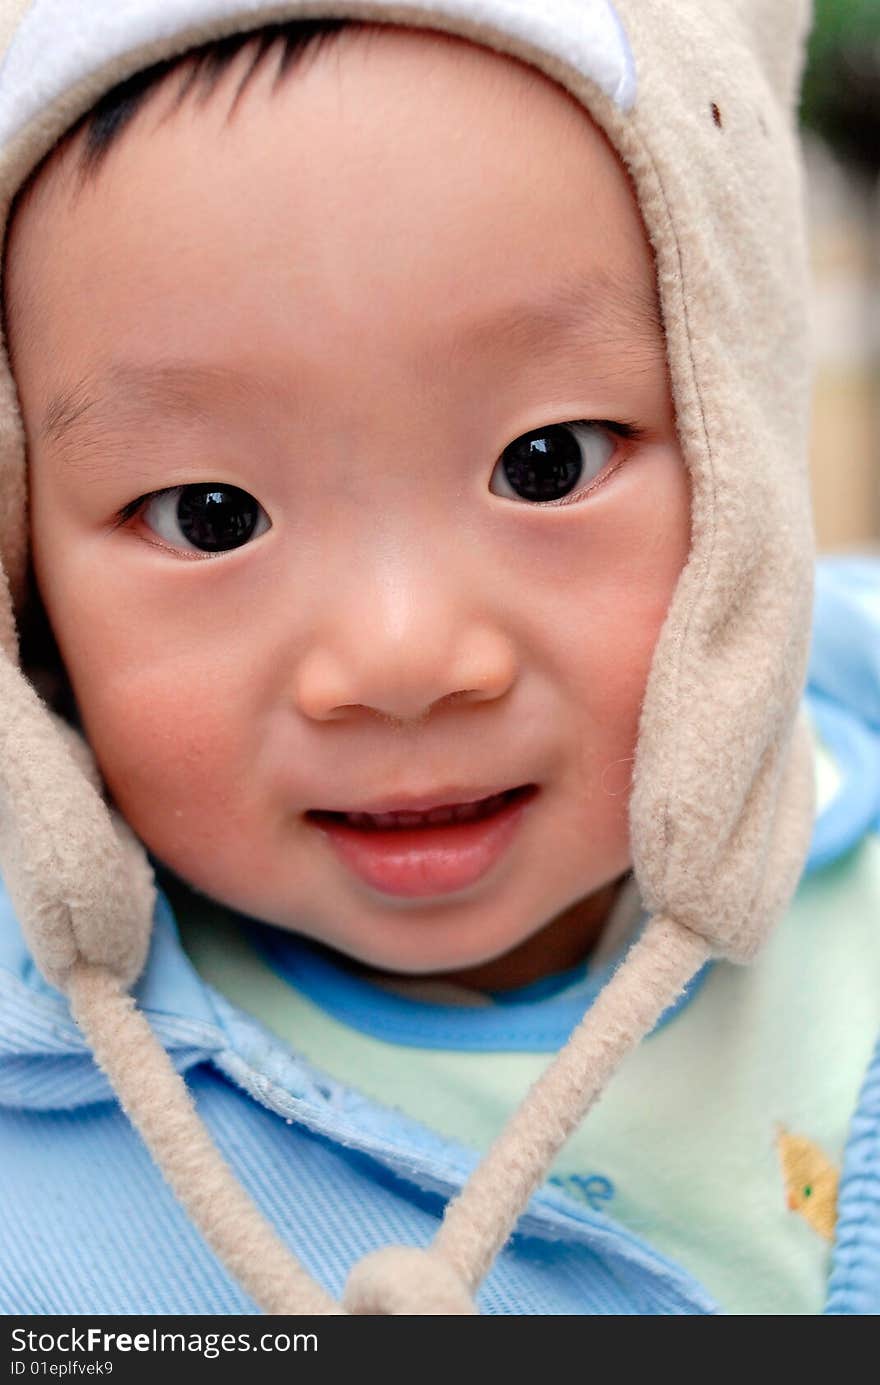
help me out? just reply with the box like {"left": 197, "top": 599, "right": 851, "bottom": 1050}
{"left": 242, "top": 908, "right": 711, "bottom": 1052}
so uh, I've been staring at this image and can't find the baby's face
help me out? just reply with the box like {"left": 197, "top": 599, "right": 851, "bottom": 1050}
{"left": 5, "top": 27, "right": 690, "bottom": 982}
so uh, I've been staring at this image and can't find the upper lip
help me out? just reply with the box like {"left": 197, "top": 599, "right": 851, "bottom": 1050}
{"left": 307, "top": 784, "right": 535, "bottom": 815}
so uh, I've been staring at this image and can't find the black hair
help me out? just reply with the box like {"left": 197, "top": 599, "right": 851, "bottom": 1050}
{"left": 73, "top": 18, "right": 353, "bottom": 178}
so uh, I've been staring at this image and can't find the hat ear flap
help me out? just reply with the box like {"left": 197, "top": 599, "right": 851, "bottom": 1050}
{"left": 740, "top": 0, "right": 813, "bottom": 114}
{"left": 0, "top": 638, "right": 155, "bottom": 993}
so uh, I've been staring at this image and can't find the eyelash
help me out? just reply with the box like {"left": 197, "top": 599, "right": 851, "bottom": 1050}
{"left": 113, "top": 490, "right": 172, "bottom": 529}
{"left": 569, "top": 419, "right": 644, "bottom": 443}
{"left": 111, "top": 417, "right": 648, "bottom": 531}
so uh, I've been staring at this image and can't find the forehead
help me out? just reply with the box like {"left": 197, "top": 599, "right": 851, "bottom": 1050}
{"left": 5, "top": 24, "right": 662, "bottom": 410}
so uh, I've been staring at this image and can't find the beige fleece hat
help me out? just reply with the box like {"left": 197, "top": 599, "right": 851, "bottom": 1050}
{"left": 0, "top": 0, "right": 817, "bottom": 1313}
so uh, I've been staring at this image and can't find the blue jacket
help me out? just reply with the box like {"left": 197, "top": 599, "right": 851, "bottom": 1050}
{"left": 2, "top": 554, "right": 879, "bottom": 1316}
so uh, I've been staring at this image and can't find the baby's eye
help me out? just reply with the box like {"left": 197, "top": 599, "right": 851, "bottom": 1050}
{"left": 136, "top": 483, "right": 271, "bottom": 554}
{"left": 489, "top": 420, "right": 618, "bottom": 505}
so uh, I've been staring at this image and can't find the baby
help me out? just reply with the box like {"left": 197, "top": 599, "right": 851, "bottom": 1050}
{"left": 1, "top": 2, "right": 879, "bottom": 1319}
{"left": 7, "top": 22, "right": 689, "bottom": 991}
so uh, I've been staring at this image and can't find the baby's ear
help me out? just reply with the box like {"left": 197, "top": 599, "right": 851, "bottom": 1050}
{"left": 739, "top": 0, "right": 814, "bottom": 115}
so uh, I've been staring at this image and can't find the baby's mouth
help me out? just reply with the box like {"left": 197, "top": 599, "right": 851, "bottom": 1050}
{"left": 304, "top": 785, "right": 539, "bottom": 898}
{"left": 305, "top": 785, "right": 536, "bottom": 832}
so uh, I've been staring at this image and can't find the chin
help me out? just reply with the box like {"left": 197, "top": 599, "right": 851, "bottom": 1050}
{"left": 320, "top": 923, "right": 531, "bottom": 979}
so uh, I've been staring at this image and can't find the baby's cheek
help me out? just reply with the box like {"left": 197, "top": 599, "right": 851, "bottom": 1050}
{"left": 563, "top": 571, "right": 680, "bottom": 831}
{"left": 76, "top": 667, "right": 256, "bottom": 855}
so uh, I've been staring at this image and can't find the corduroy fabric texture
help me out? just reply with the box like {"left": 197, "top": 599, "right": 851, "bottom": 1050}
{"left": 66, "top": 961, "right": 343, "bottom": 1316}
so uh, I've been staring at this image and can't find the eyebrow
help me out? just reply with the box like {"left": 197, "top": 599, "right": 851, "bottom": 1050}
{"left": 41, "top": 361, "right": 271, "bottom": 455}
{"left": 40, "top": 268, "right": 664, "bottom": 455}
{"left": 460, "top": 267, "right": 664, "bottom": 358}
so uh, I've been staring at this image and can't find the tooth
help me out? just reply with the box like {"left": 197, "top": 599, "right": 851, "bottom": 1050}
{"left": 340, "top": 793, "right": 514, "bottom": 829}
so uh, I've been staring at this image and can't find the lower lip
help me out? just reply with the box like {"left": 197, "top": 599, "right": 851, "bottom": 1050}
{"left": 307, "top": 787, "right": 537, "bottom": 898}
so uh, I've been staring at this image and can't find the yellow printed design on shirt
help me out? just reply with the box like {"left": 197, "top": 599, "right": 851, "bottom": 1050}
{"left": 776, "top": 1128, "right": 840, "bottom": 1241}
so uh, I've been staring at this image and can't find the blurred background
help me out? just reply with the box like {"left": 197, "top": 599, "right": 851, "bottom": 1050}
{"left": 801, "top": 0, "right": 880, "bottom": 553}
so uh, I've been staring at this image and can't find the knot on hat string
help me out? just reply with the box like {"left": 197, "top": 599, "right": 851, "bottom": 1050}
{"left": 342, "top": 1246, "right": 477, "bottom": 1315}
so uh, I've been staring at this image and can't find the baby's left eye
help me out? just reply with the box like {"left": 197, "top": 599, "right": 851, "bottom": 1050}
{"left": 489, "top": 421, "right": 616, "bottom": 505}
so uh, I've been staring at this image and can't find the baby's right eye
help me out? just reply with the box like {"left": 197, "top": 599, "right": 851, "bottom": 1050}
{"left": 130, "top": 483, "right": 271, "bottom": 555}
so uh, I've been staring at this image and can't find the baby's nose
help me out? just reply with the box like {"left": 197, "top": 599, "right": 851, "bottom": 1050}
{"left": 290, "top": 622, "right": 516, "bottom": 725}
